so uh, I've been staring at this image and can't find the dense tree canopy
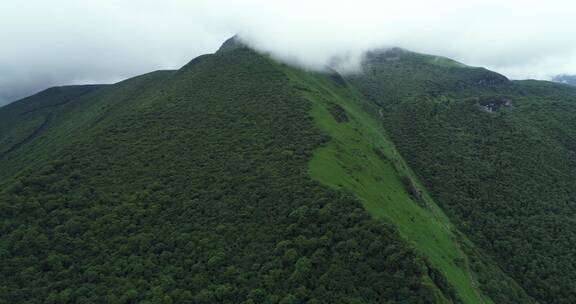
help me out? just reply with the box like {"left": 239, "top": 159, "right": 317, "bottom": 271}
{"left": 348, "top": 49, "right": 576, "bottom": 304}
{"left": 0, "top": 48, "right": 441, "bottom": 303}
{"left": 3, "top": 41, "right": 576, "bottom": 304}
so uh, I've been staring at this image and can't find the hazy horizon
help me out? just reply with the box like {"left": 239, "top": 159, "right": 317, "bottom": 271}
{"left": 1, "top": 0, "right": 576, "bottom": 105}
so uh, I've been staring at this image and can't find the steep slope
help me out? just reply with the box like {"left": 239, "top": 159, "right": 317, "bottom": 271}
{"left": 0, "top": 46, "right": 452, "bottom": 303}
{"left": 0, "top": 71, "right": 174, "bottom": 181}
{"left": 0, "top": 85, "right": 105, "bottom": 160}
{"left": 347, "top": 49, "right": 576, "bottom": 304}
{"left": 4, "top": 38, "right": 572, "bottom": 303}
{"left": 287, "top": 68, "right": 485, "bottom": 303}
{"left": 282, "top": 66, "right": 533, "bottom": 304}
{"left": 351, "top": 48, "right": 510, "bottom": 103}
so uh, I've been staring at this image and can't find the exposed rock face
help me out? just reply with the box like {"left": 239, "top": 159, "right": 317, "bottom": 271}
{"left": 472, "top": 71, "right": 510, "bottom": 87}
{"left": 328, "top": 102, "right": 349, "bottom": 122}
{"left": 216, "top": 35, "right": 248, "bottom": 53}
{"left": 476, "top": 96, "right": 512, "bottom": 112}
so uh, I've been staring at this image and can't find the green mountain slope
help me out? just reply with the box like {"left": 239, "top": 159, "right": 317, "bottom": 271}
{"left": 0, "top": 71, "right": 174, "bottom": 181}
{"left": 0, "top": 85, "right": 105, "bottom": 160}
{"left": 285, "top": 68, "right": 485, "bottom": 303}
{"left": 351, "top": 48, "right": 509, "bottom": 103}
{"left": 281, "top": 65, "right": 532, "bottom": 304}
{"left": 0, "top": 45, "right": 456, "bottom": 303}
{"left": 347, "top": 49, "right": 576, "bottom": 304}
{"left": 2, "top": 37, "right": 574, "bottom": 304}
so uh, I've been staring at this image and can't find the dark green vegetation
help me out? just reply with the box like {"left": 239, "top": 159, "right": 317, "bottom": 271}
{"left": 347, "top": 48, "right": 576, "bottom": 304}
{"left": 1, "top": 44, "right": 456, "bottom": 303}
{"left": 352, "top": 48, "right": 509, "bottom": 103}
{"left": 286, "top": 69, "right": 489, "bottom": 303}
{"left": 2, "top": 38, "right": 576, "bottom": 304}
{"left": 0, "top": 85, "right": 104, "bottom": 160}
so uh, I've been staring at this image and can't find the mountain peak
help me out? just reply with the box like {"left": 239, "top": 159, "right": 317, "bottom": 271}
{"left": 216, "top": 34, "right": 249, "bottom": 53}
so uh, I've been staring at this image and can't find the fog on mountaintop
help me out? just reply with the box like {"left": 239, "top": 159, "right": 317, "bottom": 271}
{"left": 1, "top": 0, "right": 576, "bottom": 105}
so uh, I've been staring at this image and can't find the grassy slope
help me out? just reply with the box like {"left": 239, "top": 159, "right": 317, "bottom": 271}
{"left": 346, "top": 49, "right": 576, "bottom": 303}
{"left": 281, "top": 65, "right": 492, "bottom": 304}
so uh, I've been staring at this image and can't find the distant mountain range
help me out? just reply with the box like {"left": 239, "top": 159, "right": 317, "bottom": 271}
{"left": 553, "top": 74, "right": 576, "bottom": 86}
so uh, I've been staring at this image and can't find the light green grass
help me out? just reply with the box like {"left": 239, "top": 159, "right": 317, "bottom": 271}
{"left": 283, "top": 66, "right": 492, "bottom": 304}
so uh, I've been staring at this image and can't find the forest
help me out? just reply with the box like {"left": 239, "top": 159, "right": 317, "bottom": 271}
{"left": 2, "top": 39, "right": 576, "bottom": 303}
{"left": 0, "top": 47, "right": 443, "bottom": 303}
{"left": 347, "top": 48, "right": 576, "bottom": 304}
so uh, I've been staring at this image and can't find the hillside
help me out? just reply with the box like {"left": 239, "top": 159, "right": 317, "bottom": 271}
{"left": 0, "top": 71, "right": 174, "bottom": 181}
{"left": 2, "top": 37, "right": 576, "bottom": 303}
{"left": 281, "top": 66, "right": 531, "bottom": 304}
{"left": 1, "top": 42, "right": 462, "bottom": 303}
{"left": 0, "top": 85, "right": 105, "bottom": 162}
{"left": 347, "top": 49, "right": 576, "bottom": 304}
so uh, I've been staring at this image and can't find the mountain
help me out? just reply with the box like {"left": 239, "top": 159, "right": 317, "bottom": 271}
{"left": 1, "top": 36, "right": 576, "bottom": 303}
{"left": 347, "top": 49, "right": 576, "bottom": 304}
{"left": 0, "top": 40, "right": 455, "bottom": 304}
{"left": 553, "top": 74, "right": 576, "bottom": 86}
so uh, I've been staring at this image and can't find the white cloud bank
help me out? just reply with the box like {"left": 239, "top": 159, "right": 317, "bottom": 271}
{"left": 1, "top": 0, "right": 575, "bottom": 104}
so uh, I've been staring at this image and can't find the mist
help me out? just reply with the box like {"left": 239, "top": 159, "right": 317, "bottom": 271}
{"left": 1, "top": 0, "right": 575, "bottom": 105}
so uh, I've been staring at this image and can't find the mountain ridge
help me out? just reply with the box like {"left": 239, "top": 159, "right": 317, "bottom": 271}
{"left": 2, "top": 37, "right": 576, "bottom": 303}
{"left": 0, "top": 43, "right": 449, "bottom": 304}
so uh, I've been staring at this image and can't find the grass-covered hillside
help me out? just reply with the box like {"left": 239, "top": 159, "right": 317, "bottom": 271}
{"left": 347, "top": 49, "right": 576, "bottom": 304}
{"left": 281, "top": 66, "right": 532, "bottom": 304}
{"left": 0, "top": 43, "right": 464, "bottom": 303}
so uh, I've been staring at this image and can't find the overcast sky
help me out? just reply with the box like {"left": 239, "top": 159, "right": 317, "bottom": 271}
{"left": 1, "top": 0, "right": 576, "bottom": 105}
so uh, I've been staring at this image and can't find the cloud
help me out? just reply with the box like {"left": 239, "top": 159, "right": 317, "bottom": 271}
{"left": 0, "top": 0, "right": 230, "bottom": 105}
{"left": 212, "top": 0, "right": 576, "bottom": 78}
{"left": 1, "top": 0, "right": 575, "bottom": 105}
